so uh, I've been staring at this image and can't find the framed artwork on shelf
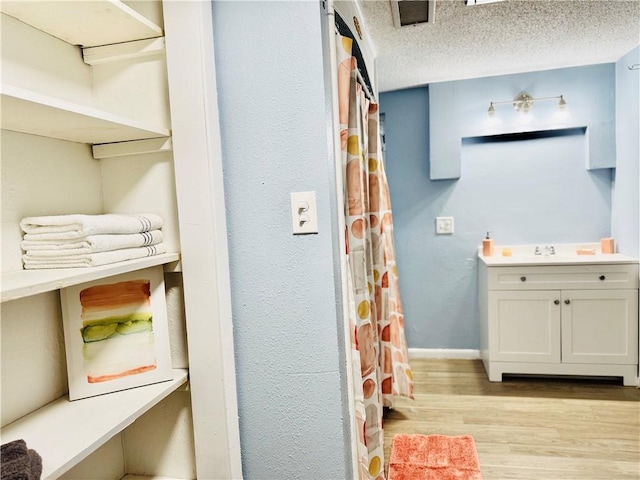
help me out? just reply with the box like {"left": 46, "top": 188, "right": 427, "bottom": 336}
{"left": 61, "top": 266, "right": 173, "bottom": 401}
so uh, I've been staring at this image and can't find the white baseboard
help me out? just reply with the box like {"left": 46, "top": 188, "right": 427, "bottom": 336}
{"left": 408, "top": 348, "right": 481, "bottom": 360}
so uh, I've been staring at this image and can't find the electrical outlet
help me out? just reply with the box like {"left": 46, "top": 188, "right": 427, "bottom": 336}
{"left": 435, "top": 216, "right": 454, "bottom": 235}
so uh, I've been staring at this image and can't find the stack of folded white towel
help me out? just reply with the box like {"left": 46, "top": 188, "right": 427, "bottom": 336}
{"left": 20, "top": 213, "right": 167, "bottom": 269}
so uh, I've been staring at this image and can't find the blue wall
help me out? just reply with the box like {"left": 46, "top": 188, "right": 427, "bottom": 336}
{"left": 428, "top": 64, "right": 617, "bottom": 179}
{"left": 210, "top": 0, "right": 638, "bottom": 472}
{"left": 612, "top": 46, "right": 640, "bottom": 257}
{"left": 212, "top": 2, "right": 350, "bottom": 478}
{"left": 381, "top": 64, "right": 617, "bottom": 349}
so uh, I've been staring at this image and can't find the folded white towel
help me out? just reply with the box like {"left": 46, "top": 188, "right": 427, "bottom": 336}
{"left": 21, "top": 230, "right": 163, "bottom": 255}
{"left": 20, "top": 214, "right": 162, "bottom": 240}
{"left": 22, "top": 244, "right": 167, "bottom": 269}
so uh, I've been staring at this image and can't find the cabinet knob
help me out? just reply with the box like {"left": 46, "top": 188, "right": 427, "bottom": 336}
{"left": 554, "top": 300, "right": 560, "bottom": 305}
{"left": 564, "top": 299, "right": 571, "bottom": 305}
{"left": 520, "top": 276, "right": 527, "bottom": 282}
{"left": 599, "top": 275, "right": 606, "bottom": 281}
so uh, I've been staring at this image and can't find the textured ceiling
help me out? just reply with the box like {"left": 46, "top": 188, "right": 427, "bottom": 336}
{"left": 357, "top": 0, "right": 640, "bottom": 92}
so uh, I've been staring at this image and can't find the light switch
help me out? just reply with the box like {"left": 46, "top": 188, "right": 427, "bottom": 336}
{"left": 290, "top": 191, "right": 318, "bottom": 234}
{"left": 435, "top": 216, "right": 454, "bottom": 235}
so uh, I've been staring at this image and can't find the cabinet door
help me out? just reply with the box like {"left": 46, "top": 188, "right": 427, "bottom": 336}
{"left": 561, "top": 289, "right": 639, "bottom": 365}
{"left": 489, "top": 290, "right": 561, "bottom": 363}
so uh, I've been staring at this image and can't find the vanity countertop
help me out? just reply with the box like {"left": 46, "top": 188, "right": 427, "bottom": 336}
{"left": 478, "top": 243, "right": 639, "bottom": 267}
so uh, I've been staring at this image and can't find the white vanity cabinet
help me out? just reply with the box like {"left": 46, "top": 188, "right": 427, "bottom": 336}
{"left": 479, "top": 259, "right": 639, "bottom": 386}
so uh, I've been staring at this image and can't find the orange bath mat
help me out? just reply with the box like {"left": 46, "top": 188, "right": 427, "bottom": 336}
{"left": 388, "top": 434, "right": 483, "bottom": 480}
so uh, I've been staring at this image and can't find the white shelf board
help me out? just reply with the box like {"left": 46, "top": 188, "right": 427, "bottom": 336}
{"left": 1, "top": 252, "right": 180, "bottom": 303}
{"left": 0, "top": 0, "right": 163, "bottom": 48}
{"left": 83, "top": 37, "right": 166, "bottom": 66}
{"left": 1, "top": 369, "right": 188, "bottom": 480}
{"left": 1, "top": 84, "right": 171, "bottom": 144}
{"left": 122, "top": 476, "right": 191, "bottom": 480}
{"left": 93, "top": 137, "right": 173, "bottom": 159}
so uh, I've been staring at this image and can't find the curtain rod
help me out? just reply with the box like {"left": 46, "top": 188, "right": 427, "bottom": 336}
{"left": 356, "top": 70, "right": 375, "bottom": 102}
{"left": 628, "top": 64, "right": 640, "bottom": 71}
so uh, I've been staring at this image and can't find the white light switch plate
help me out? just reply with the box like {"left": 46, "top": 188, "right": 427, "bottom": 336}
{"left": 290, "top": 191, "right": 318, "bottom": 234}
{"left": 436, "top": 216, "right": 454, "bottom": 234}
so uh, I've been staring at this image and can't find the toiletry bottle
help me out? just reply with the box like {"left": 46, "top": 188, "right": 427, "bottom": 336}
{"left": 482, "top": 232, "right": 494, "bottom": 257}
{"left": 601, "top": 237, "right": 615, "bottom": 254}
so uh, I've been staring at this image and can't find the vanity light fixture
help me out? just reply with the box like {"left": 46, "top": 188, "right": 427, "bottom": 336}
{"left": 487, "top": 91, "right": 567, "bottom": 116}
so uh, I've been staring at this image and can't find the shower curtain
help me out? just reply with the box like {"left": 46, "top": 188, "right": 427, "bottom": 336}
{"left": 336, "top": 34, "right": 414, "bottom": 480}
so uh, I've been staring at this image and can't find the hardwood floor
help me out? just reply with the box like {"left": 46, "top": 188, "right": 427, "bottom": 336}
{"left": 383, "top": 358, "right": 640, "bottom": 479}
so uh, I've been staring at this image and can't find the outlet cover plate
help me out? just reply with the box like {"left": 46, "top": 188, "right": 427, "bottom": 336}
{"left": 436, "top": 216, "right": 454, "bottom": 235}
{"left": 290, "top": 191, "right": 318, "bottom": 234}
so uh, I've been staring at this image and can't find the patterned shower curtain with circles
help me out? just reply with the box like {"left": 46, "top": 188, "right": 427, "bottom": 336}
{"left": 336, "top": 34, "right": 414, "bottom": 480}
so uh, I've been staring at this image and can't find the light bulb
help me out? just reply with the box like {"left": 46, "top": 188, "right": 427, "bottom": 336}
{"left": 512, "top": 92, "right": 533, "bottom": 113}
{"left": 558, "top": 95, "right": 567, "bottom": 109}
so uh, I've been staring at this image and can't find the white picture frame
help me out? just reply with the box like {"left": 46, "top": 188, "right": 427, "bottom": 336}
{"left": 60, "top": 266, "right": 173, "bottom": 401}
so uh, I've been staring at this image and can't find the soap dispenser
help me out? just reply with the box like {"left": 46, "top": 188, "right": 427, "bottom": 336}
{"left": 482, "top": 232, "right": 494, "bottom": 257}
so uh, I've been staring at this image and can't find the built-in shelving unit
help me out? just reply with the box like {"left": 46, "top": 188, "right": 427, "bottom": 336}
{"left": 0, "top": 370, "right": 188, "bottom": 480}
{"left": 1, "top": 2, "right": 192, "bottom": 478}
{"left": 1, "top": 1, "right": 240, "bottom": 478}
{"left": 0, "top": 85, "right": 170, "bottom": 144}
{"left": 1, "top": 253, "right": 180, "bottom": 303}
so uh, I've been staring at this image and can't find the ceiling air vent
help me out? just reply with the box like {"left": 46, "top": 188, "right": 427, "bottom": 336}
{"left": 390, "top": 1, "right": 436, "bottom": 27}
